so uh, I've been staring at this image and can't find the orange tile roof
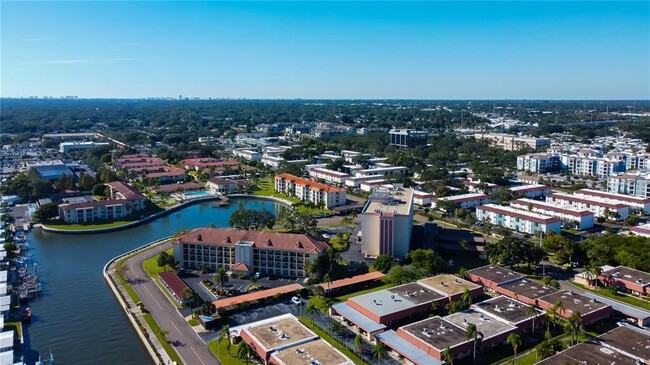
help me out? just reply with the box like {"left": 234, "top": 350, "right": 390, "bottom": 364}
{"left": 213, "top": 283, "right": 303, "bottom": 309}
{"left": 275, "top": 173, "right": 345, "bottom": 193}
{"left": 316, "top": 271, "right": 385, "bottom": 291}
{"left": 174, "top": 228, "right": 330, "bottom": 254}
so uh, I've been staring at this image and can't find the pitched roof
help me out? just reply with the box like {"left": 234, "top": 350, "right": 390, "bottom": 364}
{"left": 275, "top": 174, "right": 345, "bottom": 193}
{"left": 232, "top": 262, "right": 250, "bottom": 272}
{"left": 213, "top": 283, "right": 303, "bottom": 309}
{"left": 106, "top": 181, "right": 146, "bottom": 200}
{"left": 174, "top": 228, "right": 330, "bottom": 254}
{"left": 60, "top": 199, "right": 131, "bottom": 211}
{"left": 158, "top": 271, "right": 190, "bottom": 299}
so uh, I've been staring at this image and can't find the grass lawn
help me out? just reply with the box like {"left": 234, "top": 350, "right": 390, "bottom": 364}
{"left": 252, "top": 177, "right": 301, "bottom": 204}
{"left": 570, "top": 280, "right": 650, "bottom": 310}
{"left": 44, "top": 220, "right": 134, "bottom": 230}
{"left": 334, "top": 282, "right": 395, "bottom": 302}
{"left": 208, "top": 338, "right": 247, "bottom": 365}
{"left": 114, "top": 256, "right": 141, "bottom": 303}
{"left": 5, "top": 322, "right": 22, "bottom": 341}
{"left": 188, "top": 317, "right": 199, "bottom": 326}
{"left": 299, "top": 317, "right": 364, "bottom": 365}
{"left": 142, "top": 248, "right": 173, "bottom": 277}
{"left": 143, "top": 313, "right": 184, "bottom": 365}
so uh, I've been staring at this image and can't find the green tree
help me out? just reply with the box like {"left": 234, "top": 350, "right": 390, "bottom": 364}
{"left": 525, "top": 305, "right": 539, "bottom": 335}
{"left": 220, "top": 325, "right": 231, "bottom": 356}
{"left": 157, "top": 251, "right": 170, "bottom": 270}
{"left": 442, "top": 346, "right": 454, "bottom": 365}
{"left": 215, "top": 267, "right": 229, "bottom": 292}
{"left": 353, "top": 334, "right": 365, "bottom": 360}
{"left": 304, "top": 302, "right": 319, "bottom": 325}
{"left": 507, "top": 333, "right": 522, "bottom": 363}
{"left": 92, "top": 184, "right": 109, "bottom": 197}
{"left": 236, "top": 341, "right": 253, "bottom": 364}
{"left": 33, "top": 202, "right": 59, "bottom": 223}
{"left": 329, "top": 321, "right": 344, "bottom": 344}
{"left": 54, "top": 174, "right": 74, "bottom": 192}
{"left": 372, "top": 254, "right": 397, "bottom": 274}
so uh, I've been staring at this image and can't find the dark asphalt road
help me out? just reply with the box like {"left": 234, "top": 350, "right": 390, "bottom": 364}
{"left": 124, "top": 241, "right": 221, "bottom": 365}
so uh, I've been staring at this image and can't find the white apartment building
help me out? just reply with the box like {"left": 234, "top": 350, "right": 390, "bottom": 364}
{"left": 413, "top": 190, "right": 434, "bottom": 206}
{"left": 629, "top": 223, "right": 650, "bottom": 238}
{"left": 509, "top": 184, "right": 553, "bottom": 198}
{"left": 206, "top": 177, "right": 239, "bottom": 194}
{"left": 352, "top": 166, "right": 409, "bottom": 178}
{"left": 545, "top": 192, "right": 629, "bottom": 221}
{"left": 59, "top": 141, "right": 110, "bottom": 153}
{"left": 516, "top": 153, "right": 560, "bottom": 173}
{"left": 58, "top": 200, "right": 134, "bottom": 223}
{"left": 461, "top": 179, "right": 500, "bottom": 193}
{"left": 361, "top": 187, "right": 414, "bottom": 258}
{"left": 308, "top": 167, "right": 350, "bottom": 185}
{"left": 232, "top": 148, "right": 262, "bottom": 161}
{"left": 435, "top": 193, "right": 492, "bottom": 209}
{"left": 474, "top": 133, "right": 551, "bottom": 151}
{"left": 476, "top": 204, "right": 562, "bottom": 235}
{"left": 572, "top": 188, "right": 650, "bottom": 215}
{"left": 359, "top": 179, "right": 387, "bottom": 192}
{"left": 510, "top": 198, "right": 594, "bottom": 230}
{"left": 275, "top": 174, "right": 346, "bottom": 208}
{"left": 608, "top": 171, "right": 650, "bottom": 198}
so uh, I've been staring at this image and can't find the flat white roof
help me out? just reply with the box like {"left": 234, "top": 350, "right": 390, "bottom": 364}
{"left": 438, "top": 193, "right": 489, "bottom": 202}
{"left": 364, "top": 188, "right": 413, "bottom": 215}
{"left": 509, "top": 184, "right": 551, "bottom": 192}
{"left": 478, "top": 204, "right": 560, "bottom": 224}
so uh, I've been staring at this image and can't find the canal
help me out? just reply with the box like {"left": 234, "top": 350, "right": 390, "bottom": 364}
{"left": 23, "top": 198, "right": 283, "bottom": 365}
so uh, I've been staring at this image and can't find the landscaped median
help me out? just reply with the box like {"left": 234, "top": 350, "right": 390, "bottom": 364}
{"left": 106, "top": 238, "right": 184, "bottom": 365}
{"left": 43, "top": 220, "right": 135, "bottom": 231}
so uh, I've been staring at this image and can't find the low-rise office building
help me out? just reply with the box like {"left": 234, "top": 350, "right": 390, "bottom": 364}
{"left": 509, "top": 198, "right": 594, "bottom": 230}
{"left": 274, "top": 174, "right": 346, "bottom": 208}
{"left": 389, "top": 129, "right": 429, "bottom": 148}
{"left": 546, "top": 192, "right": 630, "bottom": 220}
{"left": 476, "top": 204, "right": 562, "bottom": 235}
{"left": 599, "top": 265, "right": 650, "bottom": 296}
{"left": 172, "top": 228, "right": 329, "bottom": 277}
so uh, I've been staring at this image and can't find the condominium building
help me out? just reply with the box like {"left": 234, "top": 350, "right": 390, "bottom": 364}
{"left": 508, "top": 184, "right": 553, "bottom": 198}
{"left": 608, "top": 171, "right": 650, "bottom": 198}
{"left": 361, "top": 187, "right": 414, "bottom": 257}
{"left": 629, "top": 223, "right": 650, "bottom": 238}
{"left": 274, "top": 174, "right": 346, "bottom": 208}
{"left": 308, "top": 167, "right": 350, "bottom": 185}
{"left": 105, "top": 181, "right": 147, "bottom": 211}
{"left": 232, "top": 148, "right": 262, "bottom": 162}
{"left": 389, "top": 129, "right": 429, "bottom": 148}
{"left": 476, "top": 204, "right": 561, "bottom": 234}
{"left": 572, "top": 188, "right": 650, "bottom": 215}
{"left": 434, "top": 193, "right": 492, "bottom": 209}
{"left": 172, "top": 228, "right": 329, "bottom": 277}
{"left": 546, "top": 192, "right": 630, "bottom": 220}
{"left": 58, "top": 200, "right": 134, "bottom": 223}
{"left": 516, "top": 153, "right": 560, "bottom": 173}
{"left": 59, "top": 141, "right": 110, "bottom": 153}
{"left": 474, "top": 133, "right": 550, "bottom": 151}
{"left": 509, "top": 198, "right": 594, "bottom": 230}
{"left": 516, "top": 152, "right": 626, "bottom": 177}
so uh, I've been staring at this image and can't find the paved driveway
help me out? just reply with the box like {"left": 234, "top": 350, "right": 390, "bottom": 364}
{"left": 124, "top": 242, "right": 221, "bottom": 365}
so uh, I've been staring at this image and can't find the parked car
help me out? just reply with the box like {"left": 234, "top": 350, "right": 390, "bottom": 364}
{"left": 291, "top": 296, "right": 301, "bottom": 305}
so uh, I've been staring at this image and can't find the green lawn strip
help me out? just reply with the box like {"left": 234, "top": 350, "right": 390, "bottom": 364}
{"left": 44, "top": 220, "right": 134, "bottom": 230}
{"left": 143, "top": 313, "right": 184, "bottom": 365}
{"left": 208, "top": 338, "right": 247, "bottom": 365}
{"left": 142, "top": 249, "right": 173, "bottom": 277}
{"left": 188, "top": 318, "right": 199, "bottom": 326}
{"left": 114, "top": 256, "right": 141, "bottom": 303}
{"left": 570, "top": 280, "right": 650, "bottom": 311}
{"left": 334, "top": 283, "right": 395, "bottom": 302}
{"left": 5, "top": 322, "right": 22, "bottom": 341}
{"left": 299, "top": 317, "right": 364, "bottom": 365}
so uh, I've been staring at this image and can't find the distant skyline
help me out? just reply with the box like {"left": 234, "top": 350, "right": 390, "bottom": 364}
{"left": 2, "top": 1, "right": 649, "bottom": 100}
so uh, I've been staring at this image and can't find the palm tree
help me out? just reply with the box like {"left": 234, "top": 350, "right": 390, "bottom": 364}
{"left": 330, "top": 321, "right": 344, "bottom": 344}
{"left": 304, "top": 302, "right": 319, "bottom": 325}
{"left": 237, "top": 341, "right": 253, "bottom": 365}
{"left": 507, "top": 333, "right": 522, "bottom": 363}
{"left": 525, "top": 305, "right": 539, "bottom": 335}
{"left": 220, "top": 325, "right": 231, "bottom": 356}
{"left": 215, "top": 267, "right": 229, "bottom": 293}
{"left": 181, "top": 287, "right": 194, "bottom": 309}
{"left": 323, "top": 297, "right": 335, "bottom": 334}
{"left": 372, "top": 341, "right": 386, "bottom": 365}
{"left": 582, "top": 265, "right": 602, "bottom": 288}
{"left": 312, "top": 285, "right": 325, "bottom": 298}
{"left": 353, "top": 334, "right": 365, "bottom": 360}
{"left": 323, "top": 273, "right": 333, "bottom": 295}
{"left": 457, "top": 267, "right": 468, "bottom": 279}
{"left": 465, "top": 323, "right": 484, "bottom": 364}
{"left": 565, "top": 312, "right": 582, "bottom": 346}
{"left": 461, "top": 288, "right": 472, "bottom": 307}
{"left": 442, "top": 346, "right": 454, "bottom": 365}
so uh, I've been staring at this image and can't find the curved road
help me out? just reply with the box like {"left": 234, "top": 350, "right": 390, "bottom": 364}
{"left": 123, "top": 241, "right": 220, "bottom": 365}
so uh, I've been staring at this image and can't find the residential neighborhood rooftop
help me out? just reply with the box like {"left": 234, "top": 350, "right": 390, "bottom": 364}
{"left": 400, "top": 316, "right": 469, "bottom": 351}
{"left": 601, "top": 265, "right": 650, "bottom": 287}
{"left": 417, "top": 274, "right": 481, "bottom": 297}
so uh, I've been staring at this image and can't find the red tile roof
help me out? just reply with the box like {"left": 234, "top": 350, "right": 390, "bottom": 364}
{"left": 275, "top": 173, "right": 345, "bottom": 193}
{"left": 316, "top": 272, "right": 385, "bottom": 291}
{"left": 174, "top": 228, "right": 330, "bottom": 254}
{"left": 106, "top": 181, "right": 146, "bottom": 200}
{"left": 60, "top": 199, "right": 131, "bottom": 211}
{"left": 182, "top": 158, "right": 241, "bottom": 168}
{"left": 232, "top": 262, "right": 250, "bottom": 272}
{"left": 212, "top": 283, "right": 303, "bottom": 309}
{"left": 158, "top": 271, "right": 190, "bottom": 299}
{"left": 151, "top": 182, "right": 204, "bottom": 193}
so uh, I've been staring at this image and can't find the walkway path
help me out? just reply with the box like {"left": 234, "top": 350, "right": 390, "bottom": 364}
{"left": 122, "top": 241, "right": 221, "bottom": 365}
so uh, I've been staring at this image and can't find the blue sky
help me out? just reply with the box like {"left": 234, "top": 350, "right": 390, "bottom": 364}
{"left": 2, "top": 1, "right": 649, "bottom": 99}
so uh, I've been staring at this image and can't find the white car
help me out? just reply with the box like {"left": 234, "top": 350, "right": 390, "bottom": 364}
{"left": 291, "top": 296, "right": 301, "bottom": 305}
